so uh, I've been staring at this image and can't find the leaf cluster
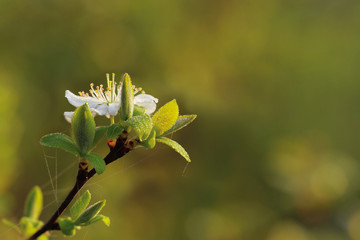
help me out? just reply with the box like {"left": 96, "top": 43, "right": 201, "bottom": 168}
{"left": 3, "top": 186, "right": 48, "bottom": 240}
{"left": 40, "top": 104, "right": 107, "bottom": 174}
{"left": 58, "top": 190, "right": 109, "bottom": 237}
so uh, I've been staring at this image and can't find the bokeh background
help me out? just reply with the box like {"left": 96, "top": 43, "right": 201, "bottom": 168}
{"left": 1, "top": 0, "right": 360, "bottom": 239}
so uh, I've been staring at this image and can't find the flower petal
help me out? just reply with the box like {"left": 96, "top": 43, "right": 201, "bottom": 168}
{"left": 134, "top": 94, "right": 158, "bottom": 114}
{"left": 134, "top": 94, "right": 159, "bottom": 103}
{"left": 92, "top": 103, "right": 109, "bottom": 116}
{"left": 108, "top": 103, "right": 120, "bottom": 116}
{"left": 65, "top": 90, "right": 103, "bottom": 108}
{"left": 64, "top": 111, "right": 74, "bottom": 123}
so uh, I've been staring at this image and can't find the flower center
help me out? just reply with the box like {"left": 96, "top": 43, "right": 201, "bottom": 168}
{"left": 78, "top": 73, "right": 146, "bottom": 104}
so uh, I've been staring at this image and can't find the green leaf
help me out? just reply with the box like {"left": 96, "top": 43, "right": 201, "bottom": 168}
{"left": 58, "top": 218, "right": 76, "bottom": 236}
{"left": 74, "top": 200, "right": 106, "bottom": 226}
{"left": 91, "top": 126, "right": 108, "bottom": 148}
{"left": 133, "top": 105, "right": 146, "bottom": 116}
{"left": 24, "top": 186, "right": 43, "bottom": 220}
{"left": 19, "top": 217, "right": 43, "bottom": 238}
{"left": 125, "top": 114, "right": 153, "bottom": 141}
{"left": 162, "top": 115, "right": 197, "bottom": 136}
{"left": 120, "top": 73, "right": 134, "bottom": 120}
{"left": 156, "top": 137, "right": 191, "bottom": 162}
{"left": 140, "top": 128, "right": 156, "bottom": 149}
{"left": 72, "top": 103, "right": 96, "bottom": 156}
{"left": 2, "top": 219, "right": 20, "bottom": 233}
{"left": 107, "top": 124, "right": 125, "bottom": 140}
{"left": 38, "top": 234, "right": 49, "bottom": 240}
{"left": 86, "top": 153, "right": 106, "bottom": 174}
{"left": 87, "top": 215, "right": 110, "bottom": 227}
{"left": 70, "top": 190, "right": 91, "bottom": 221}
{"left": 152, "top": 99, "right": 179, "bottom": 135}
{"left": 40, "top": 133, "right": 79, "bottom": 156}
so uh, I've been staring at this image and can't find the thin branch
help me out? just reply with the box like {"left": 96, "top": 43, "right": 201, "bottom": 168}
{"left": 29, "top": 136, "right": 132, "bottom": 240}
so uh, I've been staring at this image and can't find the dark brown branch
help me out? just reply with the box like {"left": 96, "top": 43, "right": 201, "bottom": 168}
{"left": 29, "top": 136, "right": 132, "bottom": 240}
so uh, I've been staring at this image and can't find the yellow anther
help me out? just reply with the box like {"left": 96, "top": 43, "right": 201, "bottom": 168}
{"left": 100, "top": 84, "right": 103, "bottom": 88}
{"left": 90, "top": 89, "right": 94, "bottom": 93}
{"left": 138, "top": 87, "right": 142, "bottom": 91}
{"left": 90, "top": 83, "right": 94, "bottom": 87}
{"left": 141, "top": 90, "right": 145, "bottom": 94}
{"left": 96, "top": 86, "right": 100, "bottom": 89}
{"left": 132, "top": 85, "right": 135, "bottom": 89}
{"left": 86, "top": 93, "right": 89, "bottom": 97}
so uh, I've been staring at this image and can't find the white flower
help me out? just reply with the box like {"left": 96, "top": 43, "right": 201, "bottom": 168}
{"left": 64, "top": 73, "right": 158, "bottom": 122}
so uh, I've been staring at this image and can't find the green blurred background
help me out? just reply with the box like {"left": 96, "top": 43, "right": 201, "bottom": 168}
{"left": 1, "top": 0, "right": 360, "bottom": 239}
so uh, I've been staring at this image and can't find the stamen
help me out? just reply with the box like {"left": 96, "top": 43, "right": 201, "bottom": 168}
{"left": 106, "top": 73, "right": 110, "bottom": 88}
{"left": 90, "top": 83, "right": 94, "bottom": 87}
{"left": 141, "top": 90, "right": 145, "bottom": 94}
{"left": 78, "top": 91, "right": 82, "bottom": 96}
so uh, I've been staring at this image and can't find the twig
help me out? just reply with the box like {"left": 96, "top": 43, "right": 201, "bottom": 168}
{"left": 28, "top": 135, "right": 132, "bottom": 240}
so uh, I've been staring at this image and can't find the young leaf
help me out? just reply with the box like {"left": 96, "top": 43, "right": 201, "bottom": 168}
{"left": 156, "top": 137, "right": 191, "bottom": 162}
{"left": 161, "top": 115, "right": 197, "bottom": 136}
{"left": 107, "top": 124, "right": 125, "bottom": 140}
{"left": 120, "top": 73, "right": 134, "bottom": 120}
{"left": 86, "top": 153, "right": 106, "bottom": 174}
{"left": 38, "top": 234, "right": 49, "bottom": 240}
{"left": 140, "top": 128, "right": 156, "bottom": 149}
{"left": 19, "top": 217, "right": 43, "bottom": 238}
{"left": 87, "top": 215, "right": 110, "bottom": 227}
{"left": 40, "top": 133, "right": 79, "bottom": 156}
{"left": 74, "top": 200, "right": 106, "bottom": 226}
{"left": 152, "top": 100, "right": 179, "bottom": 135}
{"left": 2, "top": 219, "right": 21, "bottom": 233}
{"left": 70, "top": 190, "right": 91, "bottom": 221}
{"left": 125, "top": 115, "right": 152, "bottom": 141}
{"left": 58, "top": 218, "right": 76, "bottom": 236}
{"left": 24, "top": 186, "right": 43, "bottom": 220}
{"left": 133, "top": 105, "right": 146, "bottom": 116}
{"left": 91, "top": 126, "right": 108, "bottom": 148}
{"left": 72, "top": 103, "right": 96, "bottom": 156}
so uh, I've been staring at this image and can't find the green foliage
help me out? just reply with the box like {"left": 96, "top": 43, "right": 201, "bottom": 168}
{"left": 24, "top": 186, "right": 43, "bottom": 220}
{"left": 162, "top": 115, "right": 197, "bottom": 136}
{"left": 2, "top": 187, "right": 47, "bottom": 239}
{"left": 107, "top": 123, "right": 125, "bottom": 140}
{"left": 120, "top": 73, "right": 134, "bottom": 120}
{"left": 20, "top": 217, "right": 45, "bottom": 238}
{"left": 86, "top": 153, "right": 106, "bottom": 174}
{"left": 72, "top": 103, "right": 96, "bottom": 156}
{"left": 133, "top": 105, "right": 146, "bottom": 116}
{"left": 58, "top": 218, "right": 75, "bottom": 236}
{"left": 156, "top": 137, "right": 191, "bottom": 162}
{"left": 87, "top": 215, "right": 110, "bottom": 226}
{"left": 152, "top": 100, "right": 179, "bottom": 135}
{"left": 58, "top": 191, "right": 109, "bottom": 237}
{"left": 125, "top": 114, "right": 153, "bottom": 141}
{"left": 91, "top": 126, "right": 108, "bottom": 149}
{"left": 70, "top": 191, "right": 91, "bottom": 221}
{"left": 141, "top": 128, "right": 156, "bottom": 149}
{"left": 40, "top": 133, "right": 79, "bottom": 156}
{"left": 74, "top": 200, "right": 106, "bottom": 225}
